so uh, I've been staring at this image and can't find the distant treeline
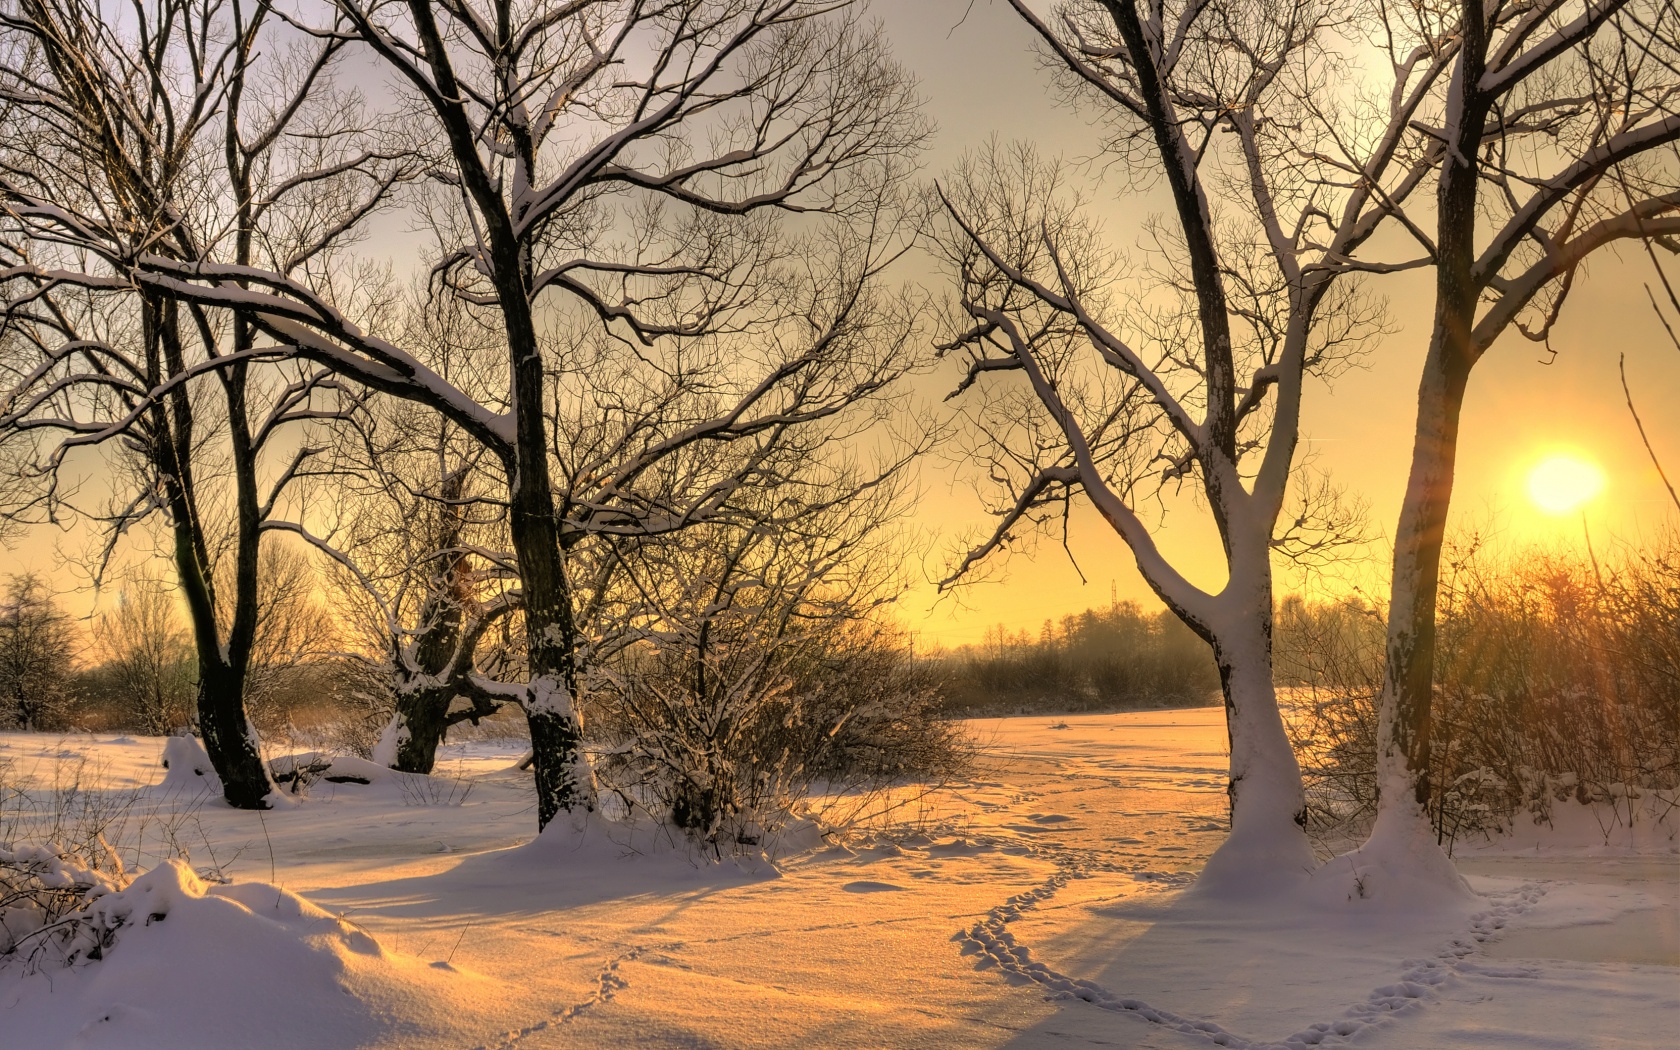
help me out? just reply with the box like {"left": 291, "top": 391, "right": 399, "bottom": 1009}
{"left": 931, "top": 601, "right": 1220, "bottom": 715}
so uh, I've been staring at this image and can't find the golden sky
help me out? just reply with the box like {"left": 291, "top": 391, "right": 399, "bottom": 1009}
{"left": 7, "top": 1, "right": 1677, "bottom": 653}
{"left": 884, "top": 0, "right": 1680, "bottom": 647}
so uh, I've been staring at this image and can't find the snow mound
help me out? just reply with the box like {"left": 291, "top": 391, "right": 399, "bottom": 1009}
{"left": 0, "top": 860, "right": 508, "bottom": 1049}
{"left": 1307, "top": 806, "right": 1479, "bottom": 912}
{"left": 156, "top": 736, "right": 220, "bottom": 794}
{"left": 1182, "top": 818, "right": 1316, "bottom": 903}
{"left": 383, "top": 812, "right": 788, "bottom": 917}
{"left": 267, "top": 752, "right": 479, "bottom": 808}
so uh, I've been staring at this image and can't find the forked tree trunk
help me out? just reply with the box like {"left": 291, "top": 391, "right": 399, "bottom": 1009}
{"left": 382, "top": 471, "right": 472, "bottom": 776}
{"left": 1190, "top": 565, "right": 1315, "bottom": 893}
{"left": 385, "top": 683, "right": 455, "bottom": 774}
{"left": 195, "top": 659, "right": 270, "bottom": 808}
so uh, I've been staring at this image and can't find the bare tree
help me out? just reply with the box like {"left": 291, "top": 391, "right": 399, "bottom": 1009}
{"left": 933, "top": 0, "right": 1453, "bottom": 890}
{"left": 0, "top": 0, "right": 409, "bottom": 806}
{"left": 314, "top": 370, "right": 520, "bottom": 773}
{"left": 0, "top": 574, "right": 75, "bottom": 730}
{"left": 49, "top": 0, "right": 933, "bottom": 831}
{"left": 94, "top": 575, "right": 196, "bottom": 735}
{"left": 592, "top": 448, "right": 926, "bottom": 848}
{"left": 1368, "top": 0, "right": 1680, "bottom": 879}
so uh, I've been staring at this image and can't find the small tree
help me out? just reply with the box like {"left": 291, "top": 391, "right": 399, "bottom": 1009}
{"left": 94, "top": 577, "right": 195, "bottom": 735}
{"left": 0, "top": 574, "right": 74, "bottom": 730}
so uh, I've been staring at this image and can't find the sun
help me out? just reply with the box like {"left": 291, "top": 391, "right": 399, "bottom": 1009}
{"left": 1526, "top": 453, "right": 1606, "bottom": 515}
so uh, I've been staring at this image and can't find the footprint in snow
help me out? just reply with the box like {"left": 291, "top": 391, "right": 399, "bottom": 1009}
{"left": 1027, "top": 813, "right": 1077, "bottom": 824}
{"left": 842, "top": 881, "right": 906, "bottom": 893}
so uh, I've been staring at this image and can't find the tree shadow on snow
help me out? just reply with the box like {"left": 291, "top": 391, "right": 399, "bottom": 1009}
{"left": 307, "top": 821, "right": 775, "bottom": 922}
{"left": 982, "top": 877, "right": 1481, "bottom": 1049}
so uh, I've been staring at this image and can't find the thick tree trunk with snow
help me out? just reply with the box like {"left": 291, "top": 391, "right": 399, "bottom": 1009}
{"left": 1191, "top": 568, "right": 1315, "bottom": 894}
{"left": 385, "top": 686, "right": 454, "bottom": 774}
{"left": 526, "top": 680, "right": 592, "bottom": 831}
{"left": 505, "top": 268, "right": 595, "bottom": 829}
{"left": 516, "top": 559, "right": 595, "bottom": 828}
{"left": 385, "top": 495, "right": 472, "bottom": 775}
{"left": 381, "top": 680, "right": 505, "bottom": 774}
{"left": 1376, "top": 333, "right": 1473, "bottom": 824}
{"left": 1355, "top": 329, "right": 1482, "bottom": 905}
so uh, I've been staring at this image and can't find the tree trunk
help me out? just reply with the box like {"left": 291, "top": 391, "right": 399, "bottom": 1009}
{"left": 1374, "top": 7, "right": 1489, "bottom": 833}
{"left": 1348, "top": 13, "right": 1489, "bottom": 901}
{"left": 386, "top": 684, "right": 454, "bottom": 774}
{"left": 145, "top": 295, "right": 271, "bottom": 810}
{"left": 504, "top": 274, "right": 595, "bottom": 830}
{"left": 196, "top": 659, "right": 270, "bottom": 808}
{"left": 1376, "top": 326, "right": 1474, "bottom": 828}
{"left": 381, "top": 468, "right": 473, "bottom": 776}
{"left": 1192, "top": 578, "right": 1315, "bottom": 894}
{"left": 513, "top": 504, "right": 594, "bottom": 828}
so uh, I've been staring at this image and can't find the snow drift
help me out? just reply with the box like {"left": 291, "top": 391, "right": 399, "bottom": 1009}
{"left": 0, "top": 858, "right": 508, "bottom": 1050}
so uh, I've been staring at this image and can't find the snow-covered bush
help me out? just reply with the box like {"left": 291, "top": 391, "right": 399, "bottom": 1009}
{"left": 0, "top": 758, "right": 134, "bottom": 972}
{"left": 595, "top": 618, "right": 968, "bottom": 851}
{"left": 1279, "top": 535, "right": 1680, "bottom": 846}
{"left": 0, "top": 747, "right": 244, "bottom": 972}
{"left": 0, "top": 843, "right": 127, "bottom": 972}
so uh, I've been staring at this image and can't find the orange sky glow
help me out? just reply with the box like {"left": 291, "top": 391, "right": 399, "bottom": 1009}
{"left": 884, "top": 1, "right": 1680, "bottom": 648}
{"left": 5, "top": 1, "right": 1678, "bottom": 653}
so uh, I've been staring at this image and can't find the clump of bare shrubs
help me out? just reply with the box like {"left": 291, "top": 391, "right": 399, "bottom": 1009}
{"left": 589, "top": 497, "right": 972, "bottom": 853}
{"left": 1279, "top": 532, "right": 1680, "bottom": 846}
{"left": 0, "top": 842, "right": 127, "bottom": 972}
{"left": 0, "top": 756, "right": 235, "bottom": 973}
{"left": 594, "top": 622, "right": 967, "bottom": 852}
{"left": 0, "top": 759, "right": 131, "bottom": 973}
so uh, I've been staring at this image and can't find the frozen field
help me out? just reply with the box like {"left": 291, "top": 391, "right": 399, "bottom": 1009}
{"left": 1, "top": 710, "right": 1675, "bottom": 1049}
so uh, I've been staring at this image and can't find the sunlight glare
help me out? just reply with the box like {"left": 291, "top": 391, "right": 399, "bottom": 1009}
{"left": 1526, "top": 454, "right": 1606, "bottom": 515}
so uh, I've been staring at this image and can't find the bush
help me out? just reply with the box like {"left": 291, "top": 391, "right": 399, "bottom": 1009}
{"left": 593, "top": 618, "right": 969, "bottom": 851}
{"left": 0, "top": 758, "right": 132, "bottom": 973}
{"left": 1274, "top": 594, "right": 1385, "bottom": 832}
{"left": 0, "top": 843, "right": 127, "bottom": 972}
{"left": 1278, "top": 533, "right": 1680, "bottom": 845}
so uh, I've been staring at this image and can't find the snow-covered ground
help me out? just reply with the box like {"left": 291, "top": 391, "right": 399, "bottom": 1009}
{"left": 1, "top": 710, "right": 1674, "bottom": 1049}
